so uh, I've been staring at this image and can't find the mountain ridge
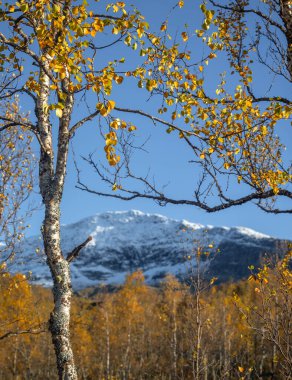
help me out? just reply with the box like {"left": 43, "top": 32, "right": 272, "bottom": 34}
{"left": 10, "top": 210, "right": 287, "bottom": 289}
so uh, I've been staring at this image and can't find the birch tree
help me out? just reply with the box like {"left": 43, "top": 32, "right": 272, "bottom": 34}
{"left": 0, "top": 1, "right": 148, "bottom": 378}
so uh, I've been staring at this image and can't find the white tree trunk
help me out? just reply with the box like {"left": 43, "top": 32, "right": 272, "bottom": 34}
{"left": 37, "top": 59, "right": 77, "bottom": 378}
{"left": 43, "top": 201, "right": 77, "bottom": 380}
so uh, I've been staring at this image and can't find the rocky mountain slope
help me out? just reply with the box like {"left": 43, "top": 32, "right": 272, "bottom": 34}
{"left": 11, "top": 210, "right": 287, "bottom": 289}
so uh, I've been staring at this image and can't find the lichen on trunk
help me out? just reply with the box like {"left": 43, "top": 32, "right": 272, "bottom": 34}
{"left": 42, "top": 201, "right": 77, "bottom": 380}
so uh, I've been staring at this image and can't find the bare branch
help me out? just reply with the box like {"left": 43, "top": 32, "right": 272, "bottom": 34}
{"left": 90, "top": 13, "right": 120, "bottom": 20}
{"left": 114, "top": 106, "right": 201, "bottom": 138}
{"left": 246, "top": 86, "right": 291, "bottom": 104}
{"left": 0, "top": 322, "right": 48, "bottom": 341}
{"left": 69, "top": 110, "right": 100, "bottom": 138}
{"left": 76, "top": 177, "right": 292, "bottom": 213}
{"left": 88, "top": 34, "right": 125, "bottom": 50}
{"left": 66, "top": 236, "right": 93, "bottom": 263}
{"left": 208, "top": 0, "right": 286, "bottom": 34}
{"left": 0, "top": 116, "right": 37, "bottom": 132}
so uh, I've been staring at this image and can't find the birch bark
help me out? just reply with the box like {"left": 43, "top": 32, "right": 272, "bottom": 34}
{"left": 38, "top": 59, "right": 77, "bottom": 379}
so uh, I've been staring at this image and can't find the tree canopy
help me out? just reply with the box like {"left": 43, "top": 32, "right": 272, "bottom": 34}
{"left": 75, "top": 0, "right": 292, "bottom": 214}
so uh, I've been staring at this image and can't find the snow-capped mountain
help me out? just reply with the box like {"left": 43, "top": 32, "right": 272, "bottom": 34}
{"left": 11, "top": 210, "right": 287, "bottom": 289}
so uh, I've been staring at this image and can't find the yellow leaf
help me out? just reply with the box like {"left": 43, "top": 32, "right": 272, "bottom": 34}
{"left": 115, "top": 76, "right": 123, "bottom": 84}
{"left": 200, "top": 152, "right": 205, "bottom": 159}
{"left": 20, "top": 3, "right": 29, "bottom": 12}
{"left": 196, "top": 29, "right": 204, "bottom": 37}
{"left": 100, "top": 107, "right": 107, "bottom": 117}
{"left": 108, "top": 100, "right": 115, "bottom": 111}
{"left": 108, "top": 155, "right": 120, "bottom": 166}
{"left": 151, "top": 37, "right": 160, "bottom": 45}
{"left": 72, "top": 6, "right": 79, "bottom": 15}
{"left": 137, "top": 28, "right": 144, "bottom": 38}
{"left": 181, "top": 32, "right": 188, "bottom": 42}
{"left": 160, "top": 23, "right": 167, "bottom": 32}
{"left": 178, "top": 1, "right": 184, "bottom": 8}
{"left": 110, "top": 120, "right": 119, "bottom": 130}
{"left": 238, "top": 367, "right": 244, "bottom": 373}
{"left": 128, "top": 125, "right": 137, "bottom": 132}
{"left": 56, "top": 108, "right": 63, "bottom": 118}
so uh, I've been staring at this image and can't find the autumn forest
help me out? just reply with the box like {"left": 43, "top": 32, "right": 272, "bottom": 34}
{"left": 1, "top": 249, "right": 291, "bottom": 379}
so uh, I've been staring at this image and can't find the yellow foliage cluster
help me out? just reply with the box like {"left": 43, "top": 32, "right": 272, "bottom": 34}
{"left": 1, "top": 0, "right": 290, "bottom": 193}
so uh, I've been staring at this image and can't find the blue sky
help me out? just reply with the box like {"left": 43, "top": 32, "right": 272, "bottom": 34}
{"left": 22, "top": 0, "right": 291, "bottom": 239}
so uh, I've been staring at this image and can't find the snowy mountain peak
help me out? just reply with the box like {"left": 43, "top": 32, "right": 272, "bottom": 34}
{"left": 62, "top": 209, "right": 270, "bottom": 239}
{"left": 12, "top": 210, "right": 284, "bottom": 290}
{"left": 229, "top": 227, "right": 271, "bottom": 239}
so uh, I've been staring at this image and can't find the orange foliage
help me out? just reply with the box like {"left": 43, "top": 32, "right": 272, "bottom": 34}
{"left": 0, "top": 258, "right": 291, "bottom": 379}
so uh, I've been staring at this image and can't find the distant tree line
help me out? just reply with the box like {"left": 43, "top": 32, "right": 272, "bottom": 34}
{"left": 0, "top": 250, "right": 291, "bottom": 380}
